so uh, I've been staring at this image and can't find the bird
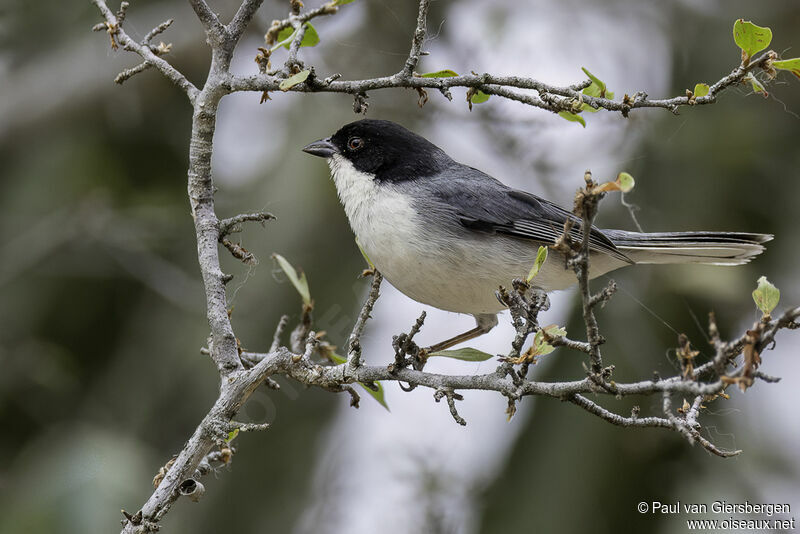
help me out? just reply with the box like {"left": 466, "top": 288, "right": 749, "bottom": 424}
{"left": 302, "top": 119, "right": 772, "bottom": 353}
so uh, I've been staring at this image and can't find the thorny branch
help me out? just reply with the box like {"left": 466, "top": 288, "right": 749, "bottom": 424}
{"left": 89, "top": 0, "right": 800, "bottom": 532}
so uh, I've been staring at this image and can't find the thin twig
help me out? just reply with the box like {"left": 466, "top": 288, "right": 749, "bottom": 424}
{"left": 270, "top": 315, "right": 290, "bottom": 353}
{"left": 219, "top": 211, "right": 276, "bottom": 237}
{"left": 565, "top": 173, "right": 606, "bottom": 375}
{"left": 434, "top": 388, "right": 467, "bottom": 426}
{"left": 92, "top": 0, "right": 199, "bottom": 102}
{"left": 144, "top": 19, "right": 174, "bottom": 44}
{"left": 569, "top": 394, "right": 672, "bottom": 428}
{"left": 402, "top": 0, "right": 430, "bottom": 77}
{"left": 346, "top": 271, "right": 383, "bottom": 370}
{"left": 284, "top": 17, "right": 308, "bottom": 73}
{"left": 229, "top": 421, "right": 271, "bottom": 432}
{"left": 228, "top": 0, "right": 266, "bottom": 42}
{"left": 186, "top": 0, "right": 226, "bottom": 42}
{"left": 264, "top": 2, "right": 339, "bottom": 42}
{"left": 115, "top": 62, "right": 152, "bottom": 84}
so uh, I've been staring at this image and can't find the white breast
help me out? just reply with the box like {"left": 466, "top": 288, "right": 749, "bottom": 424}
{"left": 329, "top": 156, "right": 502, "bottom": 315}
{"left": 328, "top": 155, "right": 420, "bottom": 268}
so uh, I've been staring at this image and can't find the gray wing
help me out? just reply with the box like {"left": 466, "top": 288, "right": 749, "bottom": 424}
{"left": 425, "top": 164, "right": 632, "bottom": 264}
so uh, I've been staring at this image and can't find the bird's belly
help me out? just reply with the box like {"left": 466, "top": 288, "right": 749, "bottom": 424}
{"left": 363, "top": 228, "right": 627, "bottom": 315}
{"left": 373, "top": 246, "right": 515, "bottom": 315}
{"left": 360, "top": 222, "right": 573, "bottom": 315}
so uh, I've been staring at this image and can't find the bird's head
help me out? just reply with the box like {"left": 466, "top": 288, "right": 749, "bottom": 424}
{"left": 302, "top": 119, "right": 450, "bottom": 182}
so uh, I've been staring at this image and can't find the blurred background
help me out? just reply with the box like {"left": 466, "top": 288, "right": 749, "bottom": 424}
{"left": 1, "top": 0, "right": 799, "bottom": 532}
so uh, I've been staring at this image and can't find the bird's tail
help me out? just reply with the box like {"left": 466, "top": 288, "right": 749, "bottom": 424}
{"left": 602, "top": 230, "right": 772, "bottom": 265}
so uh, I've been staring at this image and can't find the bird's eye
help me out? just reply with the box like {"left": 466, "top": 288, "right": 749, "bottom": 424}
{"left": 347, "top": 137, "right": 364, "bottom": 151}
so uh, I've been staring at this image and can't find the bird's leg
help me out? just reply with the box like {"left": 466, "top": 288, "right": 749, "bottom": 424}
{"left": 423, "top": 314, "right": 498, "bottom": 355}
{"left": 424, "top": 326, "right": 487, "bottom": 353}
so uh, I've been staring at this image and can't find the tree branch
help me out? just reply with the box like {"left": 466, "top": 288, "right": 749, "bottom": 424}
{"left": 92, "top": 0, "right": 198, "bottom": 102}
{"left": 228, "top": 52, "right": 776, "bottom": 117}
{"left": 434, "top": 388, "right": 467, "bottom": 426}
{"left": 237, "top": 305, "right": 800, "bottom": 407}
{"left": 572, "top": 174, "right": 607, "bottom": 375}
{"left": 187, "top": 94, "right": 244, "bottom": 375}
{"left": 346, "top": 271, "right": 383, "bottom": 371}
{"left": 402, "top": 0, "right": 430, "bottom": 77}
{"left": 218, "top": 211, "right": 276, "bottom": 237}
{"left": 228, "top": 0, "right": 266, "bottom": 42}
{"left": 187, "top": 0, "right": 227, "bottom": 43}
{"left": 263, "top": 2, "right": 340, "bottom": 42}
{"left": 121, "top": 348, "right": 291, "bottom": 533}
{"left": 233, "top": 302, "right": 800, "bottom": 458}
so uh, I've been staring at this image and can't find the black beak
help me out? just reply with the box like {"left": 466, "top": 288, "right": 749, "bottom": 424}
{"left": 302, "top": 138, "right": 337, "bottom": 158}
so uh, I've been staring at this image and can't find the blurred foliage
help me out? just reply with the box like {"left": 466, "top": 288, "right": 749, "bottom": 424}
{"left": 1, "top": 0, "right": 799, "bottom": 533}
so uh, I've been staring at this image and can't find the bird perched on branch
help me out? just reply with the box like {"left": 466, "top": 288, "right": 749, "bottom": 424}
{"left": 303, "top": 119, "right": 771, "bottom": 352}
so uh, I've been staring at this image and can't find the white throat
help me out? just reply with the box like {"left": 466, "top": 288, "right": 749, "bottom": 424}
{"left": 327, "top": 154, "right": 382, "bottom": 228}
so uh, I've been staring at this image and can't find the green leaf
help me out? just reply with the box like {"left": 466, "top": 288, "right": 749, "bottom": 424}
{"left": 327, "top": 351, "right": 389, "bottom": 410}
{"left": 272, "top": 253, "right": 311, "bottom": 305}
{"left": 582, "top": 67, "right": 606, "bottom": 93}
{"left": 752, "top": 276, "right": 780, "bottom": 316}
{"left": 733, "top": 20, "right": 772, "bottom": 63}
{"left": 420, "top": 70, "right": 459, "bottom": 78}
{"left": 773, "top": 58, "right": 800, "bottom": 80}
{"left": 428, "top": 347, "right": 494, "bottom": 362}
{"left": 530, "top": 324, "right": 567, "bottom": 357}
{"left": 299, "top": 23, "right": 320, "bottom": 47}
{"left": 355, "top": 237, "right": 375, "bottom": 269}
{"left": 693, "top": 83, "right": 710, "bottom": 98}
{"left": 470, "top": 90, "right": 490, "bottom": 104}
{"left": 581, "top": 67, "right": 614, "bottom": 110}
{"left": 360, "top": 381, "right": 389, "bottom": 411}
{"left": 744, "top": 72, "right": 769, "bottom": 97}
{"left": 581, "top": 67, "right": 607, "bottom": 96}
{"left": 331, "top": 0, "right": 356, "bottom": 5}
{"left": 527, "top": 246, "right": 548, "bottom": 282}
{"left": 558, "top": 111, "right": 586, "bottom": 127}
{"left": 327, "top": 352, "right": 345, "bottom": 364}
{"left": 275, "top": 22, "right": 320, "bottom": 50}
{"left": 616, "top": 172, "right": 635, "bottom": 193}
{"left": 532, "top": 335, "right": 556, "bottom": 356}
{"left": 279, "top": 69, "right": 310, "bottom": 91}
{"left": 275, "top": 27, "right": 292, "bottom": 46}
{"left": 226, "top": 429, "right": 239, "bottom": 443}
